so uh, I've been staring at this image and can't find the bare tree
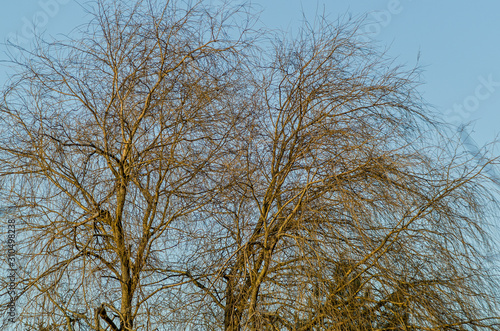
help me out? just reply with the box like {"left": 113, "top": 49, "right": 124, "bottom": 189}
{"left": 0, "top": 0, "right": 499, "bottom": 330}
{"left": 171, "top": 13, "right": 500, "bottom": 331}
{"left": 0, "top": 0, "right": 256, "bottom": 329}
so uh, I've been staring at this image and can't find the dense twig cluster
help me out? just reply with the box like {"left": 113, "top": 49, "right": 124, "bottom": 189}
{"left": 0, "top": 0, "right": 498, "bottom": 330}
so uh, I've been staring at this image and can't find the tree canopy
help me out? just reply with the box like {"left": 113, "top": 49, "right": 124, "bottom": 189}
{"left": 0, "top": 0, "right": 499, "bottom": 330}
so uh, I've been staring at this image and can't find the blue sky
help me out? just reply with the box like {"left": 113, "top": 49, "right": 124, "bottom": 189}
{"left": 1, "top": 0, "right": 499, "bottom": 257}
{"left": 257, "top": 0, "right": 500, "bottom": 143}
{"left": 1, "top": 0, "right": 500, "bottom": 141}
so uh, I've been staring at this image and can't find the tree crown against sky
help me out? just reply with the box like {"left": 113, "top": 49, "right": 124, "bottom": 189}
{"left": 0, "top": 0, "right": 499, "bottom": 330}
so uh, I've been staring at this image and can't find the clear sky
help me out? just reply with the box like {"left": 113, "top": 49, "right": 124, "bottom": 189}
{"left": 1, "top": 0, "right": 499, "bottom": 258}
